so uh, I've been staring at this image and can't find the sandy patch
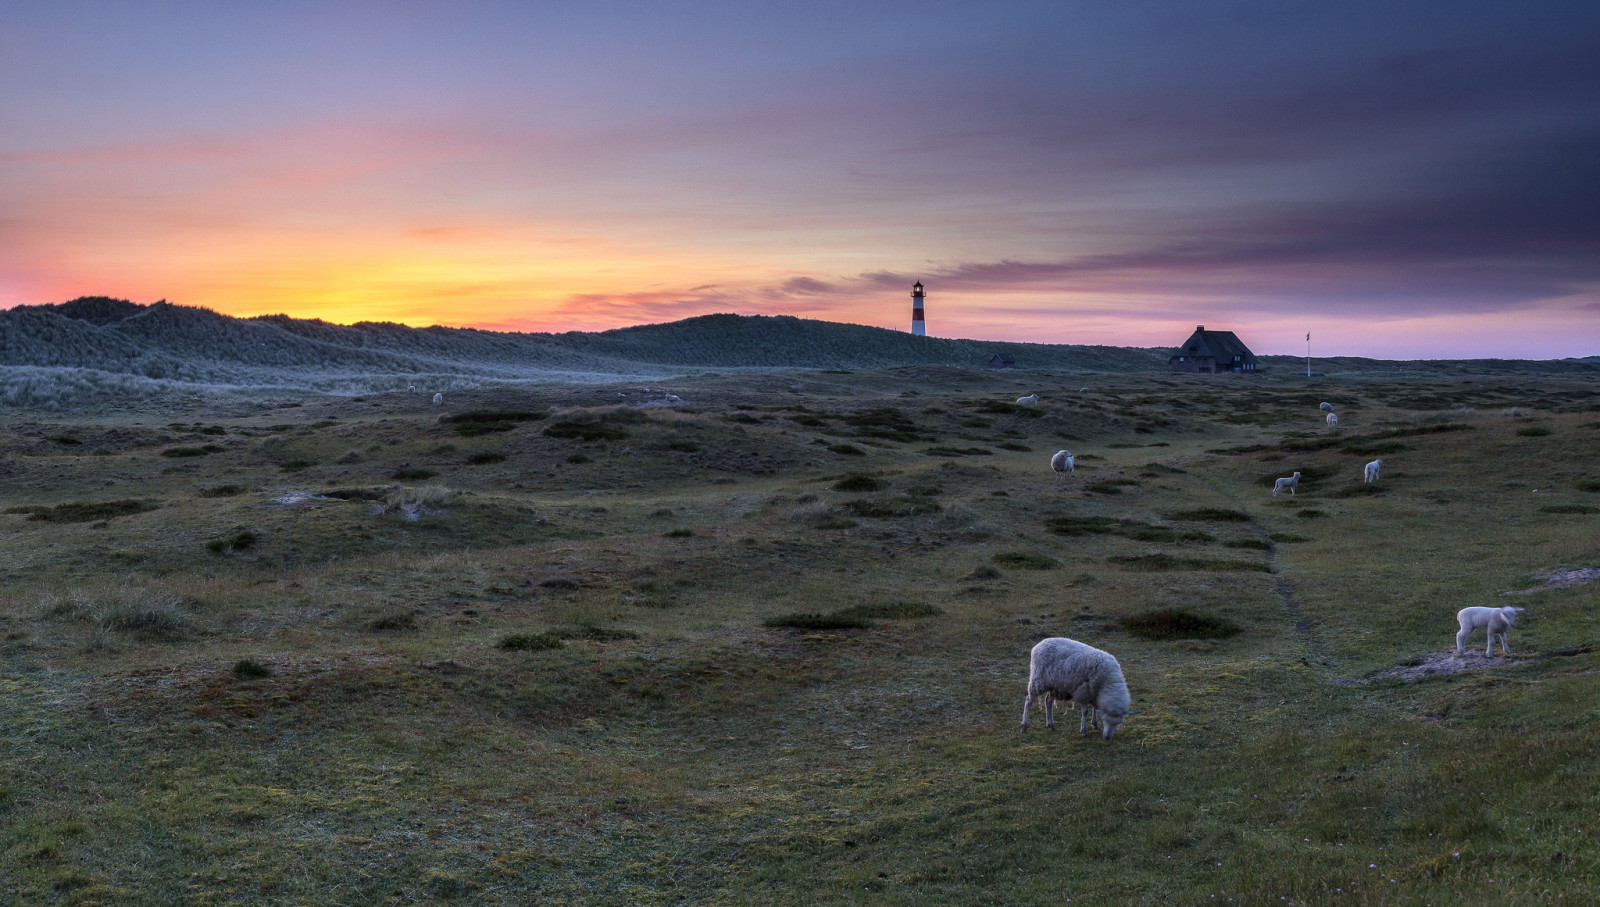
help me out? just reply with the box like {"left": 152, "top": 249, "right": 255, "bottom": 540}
{"left": 1503, "top": 566, "right": 1600, "bottom": 595}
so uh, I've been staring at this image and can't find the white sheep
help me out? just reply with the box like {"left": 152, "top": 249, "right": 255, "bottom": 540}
{"left": 1020, "top": 637, "right": 1131, "bottom": 740}
{"left": 1319, "top": 402, "right": 1335, "bottom": 412}
{"left": 407, "top": 384, "right": 416, "bottom": 393}
{"left": 432, "top": 393, "right": 443, "bottom": 405}
{"left": 1272, "top": 471, "right": 1301, "bottom": 495}
{"left": 1017, "top": 394, "right": 1040, "bottom": 404}
{"left": 1456, "top": 606, "right": 1523, "bottom": 657}
{"left": 1326, "top": 412, "right": 1340, "bottom": 427}
{"left": 1364, "top": 459, "right": 1382, "bottom": 483}
{"left": 1050, "top": 449, "right": 1075, "bottom": 482}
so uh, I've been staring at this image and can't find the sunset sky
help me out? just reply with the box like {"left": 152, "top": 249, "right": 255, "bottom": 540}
{"left": 3, "top": 1, "right": 1598, "bottom": 359}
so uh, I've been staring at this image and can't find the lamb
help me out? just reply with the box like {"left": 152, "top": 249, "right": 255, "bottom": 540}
{"left": 407, "top": 385, "right": 416, "bottom": 393}
{"left": 1319, "top": 402, "right": 1335, "bottom": 412}
{"left": 1456, "top": 606, "right": 1523, "bottom": 657}
{"left": 1016, "top": 394, "right": 1040, "bottom": 404}
{"left": 432, "top": 393, "right": 443, "bottom": 405}
{"left": 1272, "top": 471, "right": 1301, "bottom": 495}
{"left": 1050, "top": 450, "right": 1075, "bottom": 481}
{"left": 1326, "top": 412, "right": 1340, "bottom": 427}
{"left": 1364, "top": 459, "right": 1382, "bottom": 483}
{"left": 1020, "top": 637, "right": 1131, "bottom": 740}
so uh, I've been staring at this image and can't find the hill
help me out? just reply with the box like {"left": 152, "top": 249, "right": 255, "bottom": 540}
{"left": 0, "top": 298, "right": 1166, "bottom": 409}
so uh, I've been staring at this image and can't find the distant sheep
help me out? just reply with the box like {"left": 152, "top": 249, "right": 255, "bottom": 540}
{"left": 1364, "top": 459, "right": 1382, "bottom": 483}
{"left": 432, "top": 393, "right": 443, "bottom": 405}
{"left": 1456, "top": 606, "right": 1523, "bottom": 657}
{"left": 1050, "top": 450, "right": 1075, "bottom": 481}
{"left": 1319, "top": 402, "right": 1335, "bottom": 412}
{"left": 407, "top": 385, "right": 416, "bottom": 393}
{"left": 1079, "top": 387, "right": 1090, "bottom": 393}
{"left": 1272, "top": 471, "right": 1301, "bottom": 495}
{"left": 1017, "top": 394, "right": 1040, "bottom": 404}
{"left": 1326, "top": 412, "right": 1340, "bottom": 427}
{"left": 1021, "top": 637, "right": 1131, "bottom": 740}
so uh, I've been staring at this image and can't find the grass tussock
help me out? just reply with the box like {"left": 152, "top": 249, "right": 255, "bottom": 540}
{"left": 497, "top": 632, "right": 566, "bottom": 651}
{"left": 1108, "top": 553, "right": 1270, "bottom": 572}
{"left": 6, "top": 499, "right": 159, "bottom": 523}
{"left": 442, "top": 409, "right": 549, "bottom": 436}
{"left": 1165, "top": 508, "right": 1252, "bottom": 522}
{"left": 1122, "top": 607, "right": 1243, "bottom": 640}
{"left": 764, "top": 601, "right": 941, "bottom": 629}
{"left": 992, "top": 552, "right": 1061, "bottom": 570}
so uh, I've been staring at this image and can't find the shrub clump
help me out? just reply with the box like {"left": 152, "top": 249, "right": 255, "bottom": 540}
{"left": 1164, "top": 508, "right": 1251, "bottom": 522}
{"left": 832, "top": 473, "right": 884, "bottom": 493}
{"left": 826, "top": 443, "right": 866, "bottom": 456}
{"left": 206, "top": 530, "right": 259, "bottom": 554}
{"left": 443, "top": 410, "right": 549, "bottom": 436}
{"left": 7, "top": 500, "right": 159, "bottom": 523}
{"left": 498, "top": 632, "right": 566, "bottom": 651}
{"left": 392, "top": 467, "right": 439, "bottom": 480}
{"left": 370, "top": 611, "right": 419, "bottom": 631}
{"left": 1108, "top": 554, "right": 1269, "bottom": 573}
{"left": 466, "top": 451, "right": 507, "bottom": 465}
{"left": 764, "top": 601, "right": 940, "bottom": 629}
{"left": 199, "top": 484, "right": 246, "bottom": 498}
{"left": 161, "top": 444, "right": 225, "bottom": 458}
{"left": 232, "top": 659, "right": 273, "bottom": 679}
{"left": 993, "top": 552, "right": 1061, "bottom": 570}
{"left": 1122, "top": 608, "right": 1243, "bottom": 640}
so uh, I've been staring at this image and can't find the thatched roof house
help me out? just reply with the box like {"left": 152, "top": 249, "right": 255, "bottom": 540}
{"left": 1169, "top": 325, "right": 1260, "bottom": 374}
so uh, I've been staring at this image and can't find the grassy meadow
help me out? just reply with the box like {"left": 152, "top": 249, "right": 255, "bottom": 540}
{"left": 2, "top": 364, "right": 1598, "bottom": 904}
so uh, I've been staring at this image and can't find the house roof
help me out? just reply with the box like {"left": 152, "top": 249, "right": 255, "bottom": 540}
{"left": 1173, "top": 326, "right": 1256, "bottom": 361}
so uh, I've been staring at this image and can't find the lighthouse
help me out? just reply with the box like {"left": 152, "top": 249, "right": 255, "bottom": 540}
{"left": 910, "top": 281, "right": 926, "bottom": 336}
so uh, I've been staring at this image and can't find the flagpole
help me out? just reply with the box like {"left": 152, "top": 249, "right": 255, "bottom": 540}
{"left": 1306, "top": 332, "right": 1312, "bottom": 378}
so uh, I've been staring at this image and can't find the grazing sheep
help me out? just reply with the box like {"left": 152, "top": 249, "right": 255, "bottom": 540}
{"left": 1079, "top": 387, "right": 1090, "bottom": 393}
{"left": 1364, "top": 459, "right": 1382, "bottom": 483}
{"left": 1326, "top": 412, "right": 1340, "bottom": 427}
{"left": 1017, "top": 394, "right": 1040, "bottom": 404}
{"left": 1021, "top": 637, "right": 1131, "bottom": 740}
{"left": 432, "top": 393, "right": 443, "bottom": 405}
{"left": 1456, "top": 606, "right": 1523, "bottom": 657}
{"left": 407, "top": 385, "right": 416, "bottom": 393}
{"left": 1050, "top": 450, "right": 1075, "bottom": 481}
{"left": 1319, "top": 402, "right": 1335, "bottom": 412}
{"left": 1272, "top": 471, "right": 1302, "bottom": 495}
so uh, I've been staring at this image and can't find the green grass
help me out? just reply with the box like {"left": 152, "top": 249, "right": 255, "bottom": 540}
{"left": 2, "top": 365, "right": 1600, "bottom": 903}
{"left": 5, "top": 499, "right": 159, "bottom": 523}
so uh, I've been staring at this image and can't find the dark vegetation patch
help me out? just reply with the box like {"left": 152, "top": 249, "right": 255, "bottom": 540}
{"left": 47, "top": 434, "right": 82, "bottom": 445}
{"left": 843, "top": 407, "right": 924, "bottom": 442}
{"left": 1223, "top": 538, "right": 1272, "bottom": 551}
{"left": 826, "top": 443, "right": 866, "bottom": 456}
{"left": 1328, "top": 484, "right": 1384, "bottom": 498}
{"left": 841, "top": 497, "right": 943, "bottom": 518}
{"left": 1295, "top": 509, "right": 1328, "bottom": 519}
{"left": 764, "top": 601, "right": 940, "bottom": 629}
{"left": 663, "top": 528, "right": 696, "bottom": 538}
{"left": 440, "top": 410, "right": 550, "bottom": 436}
{"left": 722, "top": 413, "right": 762, "bottom": 424}
{"left": 1270, "top": 533, "right": 1312, "bottom": 543}
{"left": 6, "top": 499, "right": 159, "bottom": 523}
{"left": 1165, "top": 508, "right": 1251, "bottom": 522}
{"left": 996, "top": 442, "right": 1032, "bottom": 452}
{"left": 392, "top": 467, "right": 438, "bottom": 480}
{"left": 993, "top": 552, "right": 1061, "bottom": 570}
{"left": 466, "top": 451, "right": 506, "bottom": 465}
{"left": 1578, "top": 480, "right": 1600, "bottom": 493}
{"left": 278, "top": 459, "right": 316, "bottom": 472}
{"left": 1339, "top": 440, "right": 1409, "bottom": 456}
{"left": 1120, "top": 525, "right": 1214, "bottom": 543}
{"left": 1540, "top": 505, "right": 1598, "bottom": 515}
{"left": 206, "top": 530, "right": 259, "bottom": 554}
{"left": 1107, "top": 554, "right": 1269, "bottom": 572}
{"left": 1122, "top": 608, "right": 1243, "bottom": 640}
{"left": 199, "top": 484, "right": 246, "bottom": 498}
{"left": 321, "top": 488, "right": 386, "bottom": 501}
{"left": 1084, "top": 479, "right": 1137, "bottom": 494}
{"left": 971, "top": 400, "right": 1044, "bottom": 418}
{"left": 831, "top": 473, "right": 884, "bottom": 493}
{"left": 1516, "top": 426, "right": 1553, "bottom": 437}
{"left": 498, "top": 632, "right": 566, "bottom": 651}
{"left": 545, "top": 421, "right": 631, "bottom": 442}
{"left": 232, "top": 659, "right": 273, "bottom": 680}
{"left": 370, "top": 612, "right": 419, "bottom": 631}
{"left": 1045, "top": 516, "right": 1207, "bottom": 542}
{"left": 553, "top": 625, "right": 641, "bottom": 642}
{"left": 162, "top": 445, "right": 225, "bottom": 457}
{"left": 922, "top": 446, "right": 994, "bottom": 457}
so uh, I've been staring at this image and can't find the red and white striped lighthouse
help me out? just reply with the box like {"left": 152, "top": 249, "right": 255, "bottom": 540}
{"left": 910, "top": 281, "right": 926, "bottom": 336}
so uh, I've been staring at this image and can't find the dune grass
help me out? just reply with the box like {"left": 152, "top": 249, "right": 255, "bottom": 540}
{"left": 1, "top": 365, "right": 1598, "bottom": 903}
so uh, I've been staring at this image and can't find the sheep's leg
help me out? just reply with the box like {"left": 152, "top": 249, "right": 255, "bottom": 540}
{"left": 1044, "top": 692, "right": 1055, "bottom": 730}
{"left": 1456, "top": 626, "right": 1472, "bottom": 656}
{"left": 1486, "top": 632, "right": 1495, "bottom": 657}
{"left": 1021, "top": 692, "right": 1032, "bottom": 730}
{"left": 1497, "top": 631, "right": 1511, "bottom": 656}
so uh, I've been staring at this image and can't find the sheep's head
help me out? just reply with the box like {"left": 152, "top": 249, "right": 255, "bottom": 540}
{"left": 1503, "top": 606, "right": 1524, "bottom": 626}
{"left": 1098, "top": 707, "right": 1127, "bottom": 740}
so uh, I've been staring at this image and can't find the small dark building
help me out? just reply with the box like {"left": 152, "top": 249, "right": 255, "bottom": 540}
{"left": 989, "top": 352, "right": 1017, "bottom": 369}
{"left": 1169, "top": 324, "right": 1260, "bottom": 374}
